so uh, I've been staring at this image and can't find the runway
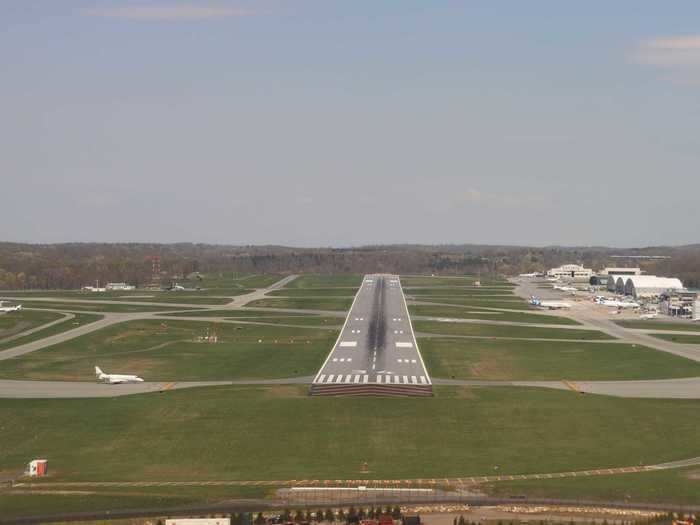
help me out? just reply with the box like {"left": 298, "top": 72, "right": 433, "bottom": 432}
{"left": 311, "top": 274, "right": 431, "bottom": 395}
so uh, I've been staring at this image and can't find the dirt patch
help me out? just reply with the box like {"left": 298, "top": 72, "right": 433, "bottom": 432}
{"left": 451, "top": 386, "right": 477, "bottom": 399}
{"left": 684, "top": 469, "right": 700, "bottom": 480}
{"left": 263, "top": 385, "right": 306, "bottom": 398}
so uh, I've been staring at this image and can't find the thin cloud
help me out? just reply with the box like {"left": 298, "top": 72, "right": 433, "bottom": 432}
{"left": 80, "top": 4, "right": 257, "bottom": 21}
{"left": 458, "top": 188, "right": 545, "bottom": 208}
{"left": 636, "top": 35, "right": 700, "bottom": 69}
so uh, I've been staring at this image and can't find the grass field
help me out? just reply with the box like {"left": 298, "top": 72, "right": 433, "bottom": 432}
{"left": 615, "top": 320, "right": 700, "bottom": 332}
{"left": 0, "top": 319, "right": 338, "bottom": 381}
{"left": 1, "top": 386, "right": 699, "bottom": 483}
{"left": 2, "top": 289, "right": 252, "bottom": 300}
{"left": 400, "top": 276, "right": 512, "bottom": 287}
{"left": 0, "top": 313, "right": 103, "bottom": 352}
{"left": 650, "top": 333, "right": 700, "bottom": 344}
{"left": 0, "top": 309, "right": 64, "bottom": 339}
{"left": 0, "top": 485, "right": 271, "bottom": 519}
{"left": 163, "top": 309, "right": 319, "bottom": 317}
{"left": 245, "top": 297, "right": 354, "bottom": 311}
{"left": 284, "top": 274, "right": 363, "bottom": 289}
{"left": 267, "top": 288, "right": 357, "bottom": 297}
{"left": 485, "top": 465, "right": 700, "bottom": 506}
{"left": 413, "top": 320, "right": 613, "bottom": 340}
{"left": 411, "top": 298, "right": 532, "bottom": 310}
{"left": 228, "top": 316, "right": 343, "bottom": 327}
{"left": 405, "top": 287, "right": 516, "bottom": 297}
{"left": 13, "top": 301, "right": 196, "bottom": 313}
{"left": 419, "top": 338, "right": 700, "bottom": 380}
{"left": 409, "top": 304, "right": 580, "bottom": 325}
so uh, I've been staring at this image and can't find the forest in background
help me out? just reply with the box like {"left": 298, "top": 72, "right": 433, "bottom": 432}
{"left": 0, "top": 242, "right": 698, "bottom": 290}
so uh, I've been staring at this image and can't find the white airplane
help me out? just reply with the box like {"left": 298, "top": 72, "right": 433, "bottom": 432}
{"left": 0, "top": 301, "right": 22, "bottom": 313}
{"left": 553, "top": 285, "right": 578, "bottom": 293}
{"left": 529, "top": 296, "right": 572, "bottom": 310}
{"left": 640, "top": 312, "right": 658, "bottom": 320}
{"left": 519, "top": 272, "right": 543, "bottom": 278}
{"left": 95, "top": 366, "right": 144, "bottom": 384}
{"left": 598, "top": 298, "right": 640, "bottom": 309}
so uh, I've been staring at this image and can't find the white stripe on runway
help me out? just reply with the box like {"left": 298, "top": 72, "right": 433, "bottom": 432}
{"left": 345, "top": 374, "right": 352, "bottom": 383}
{"left": 411, "top": 376, "right": 418, "bottom": 384}
{"left": 386, "top": 375, "right": 391, "bottom": 383}
{"left": 335, "top": 375, "right": 343, "bottom": 383}
{"left": 403, "top": 375, "right": 409, "bottom": 383}
{"left": 363, "top": 375, "right": 369, "bottom": 383}
{"left": 327, "top": 374, "right": 334, "bottom": 383}
{"left": 420, "top": 376, "right": 427, "bottom": 384}
{"left": 354, "top": 374, "right": 360, "bottom": 384}
{"left": 318, "top": 375, "right": 326, "bottom": 383}
{"left": 394, "top": 376, "right": 400, "bottom": 384}
{"left": 377, "top": 375, "right": 382, "bottom": 383}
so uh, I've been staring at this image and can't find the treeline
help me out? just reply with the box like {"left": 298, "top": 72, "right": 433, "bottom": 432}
{"left": 0, "top": 242, "right": 698, "bottom": 290}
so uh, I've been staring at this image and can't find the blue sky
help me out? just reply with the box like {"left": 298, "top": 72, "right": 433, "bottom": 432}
{"left": 2, "top": 1, "right": 699, "bottom": 247}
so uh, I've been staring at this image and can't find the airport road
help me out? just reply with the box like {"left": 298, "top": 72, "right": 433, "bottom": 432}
{"left": 433, "top": 377, "right": 700, "bottom": 398}
{"left": 0, "top": 377, "right": 314, "bottom": 399}
{"left": 313, "top": 274, "right": 431, "bottom": 387}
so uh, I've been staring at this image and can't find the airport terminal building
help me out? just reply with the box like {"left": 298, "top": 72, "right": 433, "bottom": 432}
{"left": 547, "top": 264, "right": 593, "bottom": 282}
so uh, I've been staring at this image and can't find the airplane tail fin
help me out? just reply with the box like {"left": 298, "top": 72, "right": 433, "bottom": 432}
{"left": 95, "top": 366, "right": 104, "bottom": 377}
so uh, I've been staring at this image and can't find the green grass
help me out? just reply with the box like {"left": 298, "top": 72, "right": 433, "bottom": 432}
{"left": 284, "top": 274, "right": 363, "bottom": 288}
{"left": 0, "top": 309, "right": 64, "bottom": 339}
{"left": 16, "top": 301, "right": 196, "bottom": 313}
{"left": 650, "top": 333, "right": 700, "bottom": 344}
{"left": 616, "top": 320, "right": 700, "bottom": 332}
{"left": 413, "top": 320, "right": 613, "bottom": 340}
{"left": 411, "top": 297, "right": 532, "bottom": 310}
{"left": 163, "top": 309, "right": 315, "bottom": 317}
{"left": 0, "top": 485, "right": 271, "bottom": 519}
{"left": 419, "top": 337, "right": 700, "bottom": 380}
{"left": 232, "top": 274, "right": 287, "bottom": 288}
{"left": 228, "top": 316, "right": 343, "bottom": 327}
{"left": 267, "top": 288, "right": 357, "bottom": 297}
{"left": 405, "top": 287, "right": 516, "bottom": 297}
{"left": 409, "top": 304, "right": 580, "bottom": 325}
{"left": 0, "top": 313, "right": 103, "bottom": 352}
{"left": 485, "top": 466, "right": 700, "bottom": 506}
{"left": 245, "top": 297, "right": 353, "bottom": 312}
{"left": 1, "top": 386, "right": 699, "bottom": 483}
{"left": 2, "top": 289, "right": 251, "bottom": 300}
{"left": 400, "top": 276, "right": 512, "bottom": 287}
{"left": 0, "top": 319, "right": 338, "bottom": 381}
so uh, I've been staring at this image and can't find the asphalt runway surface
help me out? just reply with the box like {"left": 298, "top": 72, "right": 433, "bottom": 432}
{"left": 313, "top": 274, "right": 431, "bottom": 387}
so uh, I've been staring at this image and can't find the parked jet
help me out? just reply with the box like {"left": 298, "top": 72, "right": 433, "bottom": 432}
{"left": 553, "top": 285, "right": 578, "bottom": 293}
{"left": 598, "top": 298, "right": 640, "bottom": 309}
{"left": 95, "top": 366, "right": 144, "bottom": 384}
{"left": 529, "top": 296, "right": 572, "bottom": 310}
{"left": 0, "top": 301, "right": 22, "bottom": 314}
{"left": 640, "top": 312, "right": 658, "bottom": 320}
{"left": 519, "top": 272, "right": 543, "bottom": 278}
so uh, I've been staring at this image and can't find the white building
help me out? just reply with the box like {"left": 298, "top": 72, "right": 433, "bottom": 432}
{"left": 547, "top": 264, "right": 593, "bottom": 282}
{"left": 105, "top": 282, "right": 135, "bottom": 291}
{"left": 599, "top": 267, "right": 641, "bottom": 276}
{"left": 622, "top": 276, "right": 684, "bottom": 299}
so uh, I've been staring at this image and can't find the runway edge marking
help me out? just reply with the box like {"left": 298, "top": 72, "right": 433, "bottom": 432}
{"left": 398, "top": 275, "right": 432, "bottom": 385}
{"left": 311, "top": 277, "right": 366, "bottom": 384}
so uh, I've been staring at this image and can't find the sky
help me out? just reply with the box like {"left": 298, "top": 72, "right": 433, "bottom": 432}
{"left": 2, "top": 1, "right": 700, "bottom": 247}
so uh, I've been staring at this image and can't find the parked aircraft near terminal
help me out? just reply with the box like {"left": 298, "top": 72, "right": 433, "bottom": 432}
{"left": 0, "top": 301, "right": 22, "bottom": 313}
{"left": 529, "top": 296, "right": 572, "bottom": 310}
{"left": 640, "top": 312, "right": 658, "bottom": 320}
{"left": 519, "top": 272, "right": 544, "bottom": 278}
{"left": 595, "top": 297, "right": 640, "bottom": 309}
{"left": 553, "top": 285, "right": 578, "bottom": 293}
{"left": 95, "top": 366, "right": 144, "bottom": 384}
